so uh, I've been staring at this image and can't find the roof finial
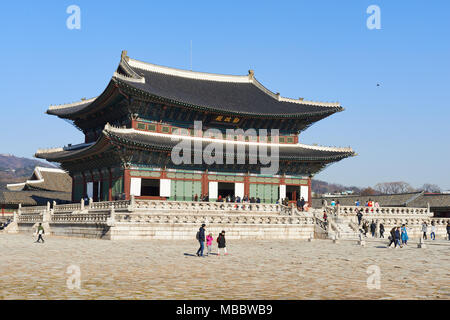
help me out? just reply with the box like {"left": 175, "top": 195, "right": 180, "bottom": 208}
{"left": 299, "top": 97, "right": 304, "bottom": 101}
{"left": 121, "top": 50, "right": 129, "bottom": 62}
{"left": 248, "top": 69, "right": 254, "bottom": 79}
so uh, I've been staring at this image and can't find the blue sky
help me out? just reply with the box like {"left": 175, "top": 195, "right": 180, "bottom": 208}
{"left": 0, "top": 1, "right": 449, "bottom": 190}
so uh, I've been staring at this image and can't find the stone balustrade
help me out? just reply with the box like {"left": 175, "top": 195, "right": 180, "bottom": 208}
{"left": 134, "top": 199, "right": 283, "bottom": 213}
{"left": 51, "top": 213, "right": 110, "bottom": 224}
{"left": 326, "top": 205, "right": 431, "bottom": 217}
{"left": 20, "top": 206, "right": 47, "bottom": 215}
{"left": 114, "top": 211, "right": 312, "bottom": 225}
{"left": 89, "top": 200, "right": 131, "bottom": 210}
{"left": 17, "top": 213, "right": 43, "bottom": 223}
{"left": 53, "top": 203, "right": 81, "bottom": 213}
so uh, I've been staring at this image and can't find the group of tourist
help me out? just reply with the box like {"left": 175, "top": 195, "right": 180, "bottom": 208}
{"left": 328, "top": 199, "right": 380, "bottom": 208}
{"left": 194, "top": 194, "right": 264, "bottom": 204}
{"left": 196, "top": 224, "right": 227, "bottom": 257}
{"left": 354, "top": 199, "right": 380, "bottom": 207}
{"left": 421, "top": 221, "right": 438, "bottom": 240}
{"left": 387, "top": 224, "right": 409, "bottom": 248}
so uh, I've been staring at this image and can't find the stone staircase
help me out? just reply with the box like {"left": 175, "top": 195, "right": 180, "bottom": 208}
{"left": 330, "top": 218, "right": 360, "bottom": 239}
{"left": 311, "top": 208, "right": 360, "bottom": 240}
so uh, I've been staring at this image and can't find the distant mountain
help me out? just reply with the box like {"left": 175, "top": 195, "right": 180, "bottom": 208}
{"left": 0, "top": 154, "right": 56, "bottom": 190}
{"left": 311, "top": 179, "right": 361, "bottom": 196}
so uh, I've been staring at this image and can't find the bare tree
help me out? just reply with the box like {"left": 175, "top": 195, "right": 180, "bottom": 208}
{"left": 360, "top": 187, "right": 377, "bottom": 196}
{"left": 374, "top": 182, "right": 415, "bottom": 194}
{"left": 420, "top": 184, "right": 441, "bottom": 193}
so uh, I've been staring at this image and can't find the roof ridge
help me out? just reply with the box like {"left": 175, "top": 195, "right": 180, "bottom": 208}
{"left": 48, "top": 97, "right": 97, "bottom": 111}
{"left": 127, "top": 58, "right": 251, "bottom": 83}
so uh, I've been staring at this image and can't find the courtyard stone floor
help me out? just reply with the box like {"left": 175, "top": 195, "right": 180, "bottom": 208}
{"left": 0, "top": 233, "right": 449, "bottom": 300}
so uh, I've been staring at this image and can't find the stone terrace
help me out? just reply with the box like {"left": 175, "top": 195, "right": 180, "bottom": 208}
{"left": 1, "top": 233, "right": 449, "bottom": 300}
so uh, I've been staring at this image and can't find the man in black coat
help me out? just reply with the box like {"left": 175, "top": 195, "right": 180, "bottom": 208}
{"left": 379, "top": 223, "right": 385, "bottom": 238}
{"left": 356, "top": 210, "right": 363, "bottom": 225}
{"left": 370, "top": 220, "right": 376, "bottom": 237}
{"left": 387, "top": 227, "right": 398, "bottom": 248}
{"left": 299, "top": 197, "right": 306, "bottom": 211}
{"left": 196, "top": 224, "right": 206, "bottom": 257}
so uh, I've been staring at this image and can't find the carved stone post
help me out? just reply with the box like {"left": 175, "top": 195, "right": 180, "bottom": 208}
{"left": 130, "top": 194, "right": 135, "bottom": 209}
{"left": 80, "top": 199, "right": 85, "bottom": 211}
{"left": 107, "top": 204, "right": 116, "bottom": 227}
{"left": 89, "top": 198, "right": 93, "bottom": 209}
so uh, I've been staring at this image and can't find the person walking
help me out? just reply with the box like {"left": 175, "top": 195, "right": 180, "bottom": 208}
{"left": 388, "top": 227, "right": 398, "bottom": 248}
{"left": 206, "top": 233, "right": 213, "bottom": 256}
{"left": 217, "top": 230, "right": 227, "bottom": 256}
{"left": 323, "top": 211, "right": 328, "bottom": 222}
{"left": 196, "top": 224, "right": 206, "bottom": 257}
{"left": 35, "top": 223, "right": 45, "bottom": 243}
{"left": 447, "top": 221, "right": 450, "bottom": 241}
{"left": 363, "top": 221, "right": 369, "bottom": 237}
{"left": 395, "top": 227, "right": 402, "bottom": 248}
{"left": 379, "top": 223, "right": 385, "bottom": 238}
{"left": 430, "top": 222, "right": 436, "bottom": 240}
{"left": 422, "top": 222, "right": 428, "bottom": 240}
{"left": 356, "top": 209, "right": 363, "bottom": 226}
{"left": 401, "top": 224, "right": 409, "bottom": 245}
{"left": 370, "top": 220, "right": 376, "bottom": 237}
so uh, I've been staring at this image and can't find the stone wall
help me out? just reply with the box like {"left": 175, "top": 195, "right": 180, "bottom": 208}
{"left": 8, "top": 200, "right": 449, "bottom": 241}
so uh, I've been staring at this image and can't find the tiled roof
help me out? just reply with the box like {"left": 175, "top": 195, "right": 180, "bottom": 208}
{"left": 36, "top": 125, "right": 355, "bottom": 163}
{"left": 46, "top": 52, "right": 343, "bottom": 119}
{"left": 0, "top": 190, "right": 71, "bottom": 206}
{"left": 6, "top": 167, "right": 71, "bottom": 193}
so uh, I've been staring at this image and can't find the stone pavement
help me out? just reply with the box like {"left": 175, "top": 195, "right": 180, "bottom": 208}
{"left": 0, "top": 233, "right": 449, "bottom": 300}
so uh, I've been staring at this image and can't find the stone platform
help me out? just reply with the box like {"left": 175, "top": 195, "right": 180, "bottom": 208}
{"left": 0, "top": 233, "right": 449, "bottom": 299}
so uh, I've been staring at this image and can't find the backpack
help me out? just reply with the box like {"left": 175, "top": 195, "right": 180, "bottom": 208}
{"left": 196, "top": 231, "right": 199, "bottom": 240}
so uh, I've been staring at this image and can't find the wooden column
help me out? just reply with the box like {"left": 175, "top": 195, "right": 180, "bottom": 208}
{"left": 201, "top": 171, "right": 208, "bottom": 196}
{"left": 108, "top": 168, "right": 113, "bottom": 201}
{"left": 308, "top": 177, "right": 312, "bottom": 207}
{"left": 99, "top": 170, "right": 104, "bottom": 201}
{"left": 244, "top": 173, "right": 250, "bottom": 197}
{"left": 124, "top": 168, "right": 131, "bottom": 200}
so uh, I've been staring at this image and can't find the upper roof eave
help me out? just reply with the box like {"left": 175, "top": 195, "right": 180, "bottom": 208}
{"left": 45, "top": 51, "right": 344, "bottom": 119}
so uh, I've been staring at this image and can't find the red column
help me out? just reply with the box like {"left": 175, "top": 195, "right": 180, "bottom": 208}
{"left": 108, "top": 168, "right": 113, "bottom": 201}
{"left": 124, "top": 168, "right": 131, "bottom": 200}
{"left": 244, "top": 174, "right": 250, "bottom": 198}
{"left": 308, "top": 178, "right": 312, "bottom": 207}
{"left": 201, "top": 171, "right": 208, "bottom": 196}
